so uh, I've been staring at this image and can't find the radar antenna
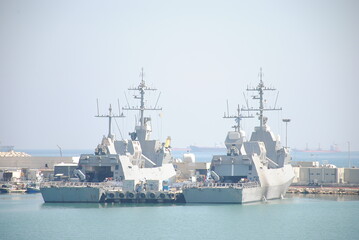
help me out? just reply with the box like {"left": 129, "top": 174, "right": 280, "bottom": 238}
{"left": 241, "top": 67, "right": 282, "bottom": 128}
{"left": 122, "top": 68, "right": 162, "bottom": 128}
{"left": 224, "top": 104, "right": 253, "bottom": 132}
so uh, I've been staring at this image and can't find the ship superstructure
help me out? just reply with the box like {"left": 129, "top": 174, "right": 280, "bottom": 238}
{"left": 183, "top": 68, "right": 294, "bottom": 203}
{"left": 76, "top": 69, "right": 175, "bottom": 183}
{"left": 41, "top": 70, "right": 176, "bottom": 203}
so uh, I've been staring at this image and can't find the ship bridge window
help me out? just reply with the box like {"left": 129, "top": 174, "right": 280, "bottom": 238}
{"left": 115, "top": 165, "right": 119, "bottom": 170}
{"left": 196, "top": 169, "right": 207, "bottom": 175}
{"left": 249, "top": 165, "right": 252, "bottom": 171}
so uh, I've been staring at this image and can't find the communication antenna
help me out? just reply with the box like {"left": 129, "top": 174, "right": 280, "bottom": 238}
{"left": 274, "top": 91, "right": 279, "bottom": 109}
{"left": 124, "top": 92, "right": 131, "bottom": 108}
{"left": 117, "top": 99, "right": 124, "bottom": 117}
{"left": 154, "top": 92, "right": 161, "bottom": 109}
{"left": 113, "top": 117, "right": 124, "bottom": 140}
{"left": 243, "top": 92, "right": 250, "bottom": 115}
{"left": 95, "top": 102, "right": 125, "bottom": 138}
{"left": 224, "top": 104, "right": 253, "bottom": 132}
{"left": 113, "top": 98, "right": 125, "bottom": 140}
{"left": 140, "top": 67, "right": 145, "bottom": 81}
{"left": 122, "top": 68, "right": 162, "bottom": 128}
{"left": 241, "top": 67, "right": 282, "bottom": 128}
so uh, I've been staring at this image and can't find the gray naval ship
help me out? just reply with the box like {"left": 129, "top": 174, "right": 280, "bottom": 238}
{"left": 41, "top": 71, "right": 176, "bottom": 203}
{"left": 183, "top": 69, "right": 295, "bottom": 203}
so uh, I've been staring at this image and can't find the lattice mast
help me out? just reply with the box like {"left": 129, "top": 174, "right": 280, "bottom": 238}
{"left": 122, "top": 68, "right": 162, "bottom": 128}
{"left": 223, "top": 104, "right": 253, "bottom": 132}
{"left": 242, "top": 68, "right": 282, "bottom": 128}
{"left": 95, "top": 103, "right": 125, "bottom": 138}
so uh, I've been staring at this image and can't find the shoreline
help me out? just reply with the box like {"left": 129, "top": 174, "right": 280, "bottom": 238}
{"left": 287, "top": 185, "right": 359, "bottom": 195}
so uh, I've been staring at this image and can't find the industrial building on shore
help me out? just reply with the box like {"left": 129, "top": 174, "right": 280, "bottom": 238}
{"left": 292, "top": 161, "right": 359, "bottom": 186}
{"left": 0, "top": 150, "right": 78, "bottom": 181}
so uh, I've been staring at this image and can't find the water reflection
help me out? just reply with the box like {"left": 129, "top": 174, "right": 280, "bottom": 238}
{"left": 2, "top": 192, "right": 358, "bottom": 210}
{"left": 41, "top": 202, "right": 185, "bottom": 209}
{"left": 0, "top": 193, "right": 39, "bottom": 201}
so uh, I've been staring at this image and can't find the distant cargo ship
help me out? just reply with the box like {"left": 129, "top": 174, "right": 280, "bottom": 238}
{"left": 189, "top": 145, "right": 226, "bottom": 152}
{"left": 292, "top": 144, "right": 341, "bottom": 153}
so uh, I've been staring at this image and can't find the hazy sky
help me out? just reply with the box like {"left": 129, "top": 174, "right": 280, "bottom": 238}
{"left": 1, "top": 0, "right": 358, "bottom": 151}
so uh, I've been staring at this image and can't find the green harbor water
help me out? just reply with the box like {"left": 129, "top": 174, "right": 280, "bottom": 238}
{"left": 1, "top": 193, "right": 358, "bottom": 240}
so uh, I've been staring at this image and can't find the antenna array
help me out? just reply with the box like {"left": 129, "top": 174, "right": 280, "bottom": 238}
{"left": 241, "top": 68, "right": 282, "bottom": 128}
{"left": 122, "top": 68, "right": 162, "bottom": 127}
{"left": 95, "top": 102, "right": 125, "bottom": 138}
{"left": 224, "top": 103, "right": 254, "bottom": 132}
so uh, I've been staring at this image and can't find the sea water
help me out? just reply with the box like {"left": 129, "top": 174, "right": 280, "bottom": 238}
{"left": 4, "top": 149, "right": 357, "bottom": 240}
{"left": 0, "top": 193, "right": 358, "bottom": 240}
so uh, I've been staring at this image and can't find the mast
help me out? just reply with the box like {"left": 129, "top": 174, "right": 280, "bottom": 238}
{"left": 122, "top": 68, "right": 162, "bottom": 128}
{"left": 241, "top": 68, "right": 282, "bottom": 128}
{"left": 223, "top": 104, "right": 253, "bottom": 132}
{"left": 95, "top": 104, "right": 125, "bottom": 138}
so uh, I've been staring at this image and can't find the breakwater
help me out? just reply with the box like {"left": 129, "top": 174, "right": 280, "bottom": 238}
{"left": 287, "top": 186, "right": 359, "bottom": 195}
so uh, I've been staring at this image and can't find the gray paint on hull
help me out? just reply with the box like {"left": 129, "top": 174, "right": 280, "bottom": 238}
{"left": 183, "top": 179, "right": 293, "bottom": 204}
{"left": 183, "top": 187, "right": 244, "bottom": 203}
{"left": 40, "top": 187, "right": 105, "bottom": 203}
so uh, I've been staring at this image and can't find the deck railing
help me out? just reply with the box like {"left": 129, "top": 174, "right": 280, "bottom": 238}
{"left": 39, "top": 181, "right": 122, "bottom": 190}
{"left": 182, "top": 181, "right": 260, "bottom": 189}
{"left": 39, "top": 181, "right": 260, "bottom": 191}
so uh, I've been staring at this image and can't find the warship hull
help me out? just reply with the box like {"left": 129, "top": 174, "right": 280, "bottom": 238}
{"left": 40, "top": 187, "right": 106, "bottom": 203}
{"left": 183, "top": 179, "right": 293, "bottom": 204}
